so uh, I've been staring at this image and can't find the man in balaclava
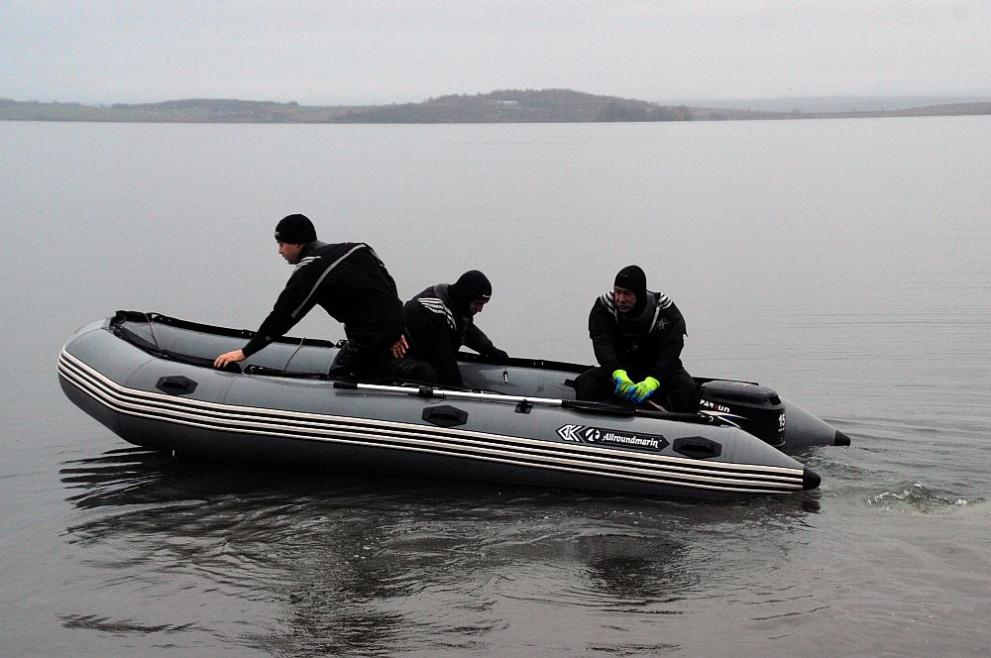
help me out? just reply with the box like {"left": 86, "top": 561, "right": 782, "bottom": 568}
{"left": 396, "top": 269, "right": 510, "bottom": 387}
{"left": 214, "top": 213, "right": 405, "bottom": 381}
{"left": 573, "top": 265, "right": 697, "bottom": 411}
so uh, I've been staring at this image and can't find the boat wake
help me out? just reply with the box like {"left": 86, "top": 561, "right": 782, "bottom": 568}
{"left": 866, "top": 481, "right": 978, "bottom": 512}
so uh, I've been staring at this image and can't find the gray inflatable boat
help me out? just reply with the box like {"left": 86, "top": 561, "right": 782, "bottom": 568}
{"left": 57, "top": 312, "right": 848, "bottom": 500}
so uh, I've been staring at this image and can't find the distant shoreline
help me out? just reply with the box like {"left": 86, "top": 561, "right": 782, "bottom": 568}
{"left": 3, "top": 89, "right": 990, "bottom": 124}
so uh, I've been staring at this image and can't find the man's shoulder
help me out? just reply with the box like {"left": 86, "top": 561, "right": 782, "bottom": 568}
{"left": 294, "top": 241, "right": 331, "bottom": 269}
{"left": 294, "top": 255, "right": 322, "bottom": 270}
{"left": 592, "top": 291, "right": 615, "bottom": 314}
{"left": 412, "top": 293, "right": 456, "bottom": 330}
{"left": 649, "top": 291, "right": 685, "bottom": 333}
{"left": 297, "top": 241, "right": 368, "bottom": 270}
{"left": 652, "top": 291, "right": 683, "bottom": 320}
{"left": 409, "top": 284, "right": 443, "bottom": 301}
{"left": 652, "top": 290, "right": 675, "bottom": 310}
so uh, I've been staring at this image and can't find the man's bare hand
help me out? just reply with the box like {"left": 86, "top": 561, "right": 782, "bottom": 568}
{"left": 390, "top": 335, "right": 409, "bottom": 359}
{"left": 214, "top": 349, "right": 246, "bottom": 369}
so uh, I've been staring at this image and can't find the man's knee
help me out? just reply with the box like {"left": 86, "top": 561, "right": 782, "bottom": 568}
{"left": 665, "top": 371, "right": 698, "bottom": 412}
{"left": 574, "top": 368, "right": 608, "bottom": 401}
{"left": 395, "top": 357, "right": 439, "bottom": 385}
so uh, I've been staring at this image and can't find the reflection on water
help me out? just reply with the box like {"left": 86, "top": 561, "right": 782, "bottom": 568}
{"left": 576, "top": 534, "right": 694, "bottom": 605}
{"left": 60, "top": 614, "right": 197, "bottom": 635}
{"left": 57, "top": 448, "right": 823, "bottom": 654}
{"left": 61, "top": 447, "right": 175, "bottom": 510}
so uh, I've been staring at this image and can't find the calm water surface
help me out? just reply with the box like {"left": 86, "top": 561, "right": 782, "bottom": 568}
{"left": 1, "top": 118, "right": 989, "bottom": 656}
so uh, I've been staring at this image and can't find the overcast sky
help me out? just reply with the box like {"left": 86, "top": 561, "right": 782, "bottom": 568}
{"left": 2, "top": 1, "right": 989, "bottom": 105}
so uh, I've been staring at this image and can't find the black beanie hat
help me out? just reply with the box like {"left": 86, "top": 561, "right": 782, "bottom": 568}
{"left": 449, "top": 270, "right": 492, "bottom": 308}
{"left": 614, "top": 265, "right": 647, "bottom": 297}
{"left": 274, "top": 213, "right": 317, "bottom": 244}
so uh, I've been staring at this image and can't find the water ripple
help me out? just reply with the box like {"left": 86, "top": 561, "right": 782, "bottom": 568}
{"left": 867, "top": 481, "right": 980, "bottom": 511}
{"left": 60, "top": 613, "right": 197, "bottom": 634}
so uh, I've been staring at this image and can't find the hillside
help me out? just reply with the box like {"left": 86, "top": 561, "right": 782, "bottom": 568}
{"left": 333, "top": 89, "right": 690, "bottom": 123}
{"left": 2, "top": 90, "right": 989, "bottom": 124}
{"left": 0, "top": 90, "right": 689, "bottom": 124}
{"left": 0, "top": 97, "right": 360, "bottom": 123}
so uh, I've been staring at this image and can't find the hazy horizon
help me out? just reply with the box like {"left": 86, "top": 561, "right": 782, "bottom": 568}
{"left": 2, "top": 2, "right": 989, "bottom": 106}
{"left": 5, "top": 90, "right": 991, "bottom": 110}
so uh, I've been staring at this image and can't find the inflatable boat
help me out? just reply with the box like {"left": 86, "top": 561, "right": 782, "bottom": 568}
{"left": 57, "top": 312, "right": 849, "bottom": 501}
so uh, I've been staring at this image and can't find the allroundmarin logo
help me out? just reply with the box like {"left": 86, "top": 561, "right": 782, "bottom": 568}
{"left": 556, "top": 424, "right": 668, "bottom": 451}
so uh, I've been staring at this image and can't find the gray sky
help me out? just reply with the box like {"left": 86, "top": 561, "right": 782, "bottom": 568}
{"left": 2, "top": 1, "right": 989, "bottom": 105}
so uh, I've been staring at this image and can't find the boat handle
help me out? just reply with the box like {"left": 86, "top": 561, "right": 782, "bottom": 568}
{"left": 156, "top": 375, "right": 198, "bottom": 395}
{"left": 672, "top": 436, "right": 722, "bottom": 459}
{"left": 422, "top": 405, "right": 469, "bottom": 428}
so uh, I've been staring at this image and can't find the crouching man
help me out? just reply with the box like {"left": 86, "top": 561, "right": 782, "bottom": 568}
{"left": 213, "top": 213, "right": 405, "bottom": 381}
{"left": 574, "top": 265, "right": 697, "bottom": 411}
{"left": 395, "top": 270, "right": 509, "bottom": 388}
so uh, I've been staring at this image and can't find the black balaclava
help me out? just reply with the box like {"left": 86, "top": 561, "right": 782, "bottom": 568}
{"left": 613, "top": 265, "right": 647, "bottom": 315}
{"left": 274, "top": 213, "right": 317, "bottom": 244}
{"left": 448, "top": 270, "right": 492, "bottom": 313}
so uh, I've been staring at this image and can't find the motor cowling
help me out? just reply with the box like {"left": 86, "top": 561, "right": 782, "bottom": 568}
{"left": 698, "top": 380, "right": 786, "bottom": 446}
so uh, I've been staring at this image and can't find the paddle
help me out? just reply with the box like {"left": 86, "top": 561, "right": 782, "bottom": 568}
{"left": 334, "top": 380, "right": 603, "bottom": 408}
{"left": 333, "top": 381, "right": 714, "bottom": 423}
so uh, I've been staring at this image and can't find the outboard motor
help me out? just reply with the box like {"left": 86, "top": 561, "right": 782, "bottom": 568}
{"left": 698, "top": 380, "right": 786, "bottom": 447}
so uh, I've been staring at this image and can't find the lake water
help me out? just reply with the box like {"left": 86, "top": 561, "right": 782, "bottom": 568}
{"left": 1, "top": 117, "right": 989, "bottom": 656}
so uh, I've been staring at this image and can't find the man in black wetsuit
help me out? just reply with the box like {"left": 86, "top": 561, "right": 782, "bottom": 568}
{"left": 574, "top": 265, "right": 697, "bottom": 412}
{"left": 213, "top": 213, "right": 405, "bottom": 381}
{"left": 395, "top": 270, "right": 509, "bottom": 387}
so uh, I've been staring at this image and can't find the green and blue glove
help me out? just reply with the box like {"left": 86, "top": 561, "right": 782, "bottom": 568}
{"left": 612, "top": 369, "right": 635, "bottom": 397}
{"left": 631, "top": 377, "right": 660, "bottom": 403}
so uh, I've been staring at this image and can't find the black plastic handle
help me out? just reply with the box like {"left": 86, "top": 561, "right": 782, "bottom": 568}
{"left": 156, "top": 375, "right": 198, "bottom": 395}
{"left": 672, "top": 436, "right": 722, "bottom": 459}
{"left": 422, "top": 405, "right": 468, "bottom": 427}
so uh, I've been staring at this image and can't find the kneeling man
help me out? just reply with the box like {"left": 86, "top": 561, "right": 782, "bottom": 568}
{"left": 397, "top": 270, "right": 509, "bottom": 387}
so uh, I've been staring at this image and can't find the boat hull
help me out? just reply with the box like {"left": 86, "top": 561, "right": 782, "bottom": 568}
{"left": 57, "top": 317, "right": 822, "bottom": 500}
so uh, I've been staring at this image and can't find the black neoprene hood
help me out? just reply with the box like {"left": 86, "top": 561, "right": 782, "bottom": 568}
{"left": 449, "top": 270, "right": 492, "bottom": 309}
